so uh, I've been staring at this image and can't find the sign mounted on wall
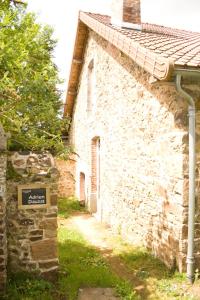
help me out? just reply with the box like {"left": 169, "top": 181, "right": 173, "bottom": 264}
{"left": 18, "top": 184, "right": 50, "bottom": 209}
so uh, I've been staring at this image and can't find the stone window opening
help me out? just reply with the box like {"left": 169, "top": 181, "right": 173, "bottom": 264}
{"left": 87, "top": 59, "right": 95, "bottom": 115}
{"left": 90, "top": 136, "right": 100, "bottom": 213}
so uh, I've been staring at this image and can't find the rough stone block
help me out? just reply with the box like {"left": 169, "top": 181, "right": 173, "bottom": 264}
{"left": 31, "top": 239, "right": 57, "bottom": 260}
{"left": 45, "top": 213, "right": 57, "bottom": 218}
{"left": 50, "top": 195, "right": 57, "bottom": 206}
{"left": 29, "top": 230, "right": 43, "bottom": 236}
{"left": 39, "top": 218, "right": 57, "bottom": 231}
{"left": 19, "top": 219, "right": 34, "bottom": 226}
{"left": 41, "top": 267, "right": 58, "bottom": 282}
{"left": 30, "top": 236, "right": 43, "bottom": 242}
{"left": 39, "top": 259, "right": 58, "bottom": 269}
{"left": 44, "top": 230, "right": 57, "bottom": 238}
{"left": 181, "top": 225, "right": 188, "bottom": 240}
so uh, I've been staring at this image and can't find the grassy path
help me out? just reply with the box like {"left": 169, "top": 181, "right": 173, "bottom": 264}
{"left": 58, "top": 221, "right": 136, "bottom": 299}
{"left": 58, "top": 211, "right": 196, "bottom": 300}
{"left": 4, "top": 198, "right": 200, "bottom": 300}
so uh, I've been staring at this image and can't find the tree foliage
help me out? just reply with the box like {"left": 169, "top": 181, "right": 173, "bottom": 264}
{"left": 0, "top": 0, "right": 70, "bottom": 156}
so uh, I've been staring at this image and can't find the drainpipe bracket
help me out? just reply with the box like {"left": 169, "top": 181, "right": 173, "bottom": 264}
{"left": 187, "top": 274, "right": 195, "bottom": 284}
{"left": 188, "top": 106, "right": 195, "bottom": 114}
{"left": 186, "top": 256, "right": 195, "bottom": 264}
{"left": 188, "top": 107, "right": 196, "bottom": 118}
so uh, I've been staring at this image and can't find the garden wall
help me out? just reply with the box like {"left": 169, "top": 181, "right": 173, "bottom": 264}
{"left": 7, "top": 151, "right": 59, "bottom": 281}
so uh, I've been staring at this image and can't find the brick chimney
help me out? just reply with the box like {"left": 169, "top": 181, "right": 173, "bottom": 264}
{"left": 111, "top": 0, "right": 141, "bottom": 29}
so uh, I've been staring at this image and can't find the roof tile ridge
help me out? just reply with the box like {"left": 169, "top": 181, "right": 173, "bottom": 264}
{"left": 142, "top": 23, "right": 200, "bottom": 37}
{"left": 82, "top": 11, "right": 110, "bottom": 17}
{"left": 82, "top": 12, "right": 200, "bottom": 37}
{"left": 79, "top": 11, "right": 174, "bottom": 81}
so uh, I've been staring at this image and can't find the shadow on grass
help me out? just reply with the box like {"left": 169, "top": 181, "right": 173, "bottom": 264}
{"left": 58, "top": 226, "right": 178, "bottom": 300}
{"left": 119, "top": 247, "right": 172, "bottom": 279}
{"left": 100, "top": 247, "right": 177, "bottom": 300}
{"left": 58, "top": 227, "right": 140, "bottom": 300}
{"left": 57, "top": 199, "right": 189, "bottom": 299}
{"left": 4, "top": 236, "right": 188, "bottom": 300}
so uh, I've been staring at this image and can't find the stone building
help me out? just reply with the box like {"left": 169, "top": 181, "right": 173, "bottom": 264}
{"left": 64, "top": 0, "right": 200, "bottom": 275}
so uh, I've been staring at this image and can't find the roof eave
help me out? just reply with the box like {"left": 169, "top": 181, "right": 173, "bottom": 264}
{"left": 64, "top": 12, "right": 200, "bottom": 118}
{"left": 80, "top": 12, "right": 175, "bottom": 81}
{"left": 64, "top": 17, "right": 88, "bottom": 118}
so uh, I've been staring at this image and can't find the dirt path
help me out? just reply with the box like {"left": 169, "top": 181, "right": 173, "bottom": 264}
{"left": 59, "top": 212, "right": 153, "bottom": 299}
{"left": 59, "top": 212, "right": 200, "bottom": 300}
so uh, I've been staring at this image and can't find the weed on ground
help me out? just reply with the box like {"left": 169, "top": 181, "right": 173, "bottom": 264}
{"left": 4, "top": 272, "right": 54, "bottom": 300}
{"left": 58, "top": 196, "right": 85, "bottom": 218}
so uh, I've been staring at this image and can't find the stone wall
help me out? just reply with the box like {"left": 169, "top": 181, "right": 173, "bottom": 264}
{"left": 0, "top": 126, "right": 7, "bottom": 292}
{"left": 55, "top": 155, "right": 76, "bottom": 198}
{"left": 7, "top": 152, "right": 59, "bottom": 281}
{"left": 70, "top": 30, "right": 200, "bottom": 271}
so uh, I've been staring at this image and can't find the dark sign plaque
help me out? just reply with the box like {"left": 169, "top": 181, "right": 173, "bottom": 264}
{"left": 18, "top": 184, "right": 50, "bottom": 209}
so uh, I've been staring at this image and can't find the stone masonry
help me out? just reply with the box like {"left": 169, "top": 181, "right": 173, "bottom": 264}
{"left": 7, "top": 151, "right": 59, "bottom": 281}
{"left": 0, "top": 125, "right": 7, "bottom": 293}
{"left": 70, "top": 30, "right": 200, "bottom": 271}
{"left": 55, "top": 155, "right": 76, "bottom": 198}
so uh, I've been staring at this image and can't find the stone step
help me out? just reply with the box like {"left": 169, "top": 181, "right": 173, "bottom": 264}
{"left": 78, "top": 288, "right": 120, "bottom": 300}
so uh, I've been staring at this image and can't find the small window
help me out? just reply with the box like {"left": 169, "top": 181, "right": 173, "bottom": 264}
{"left": 87, "top": 59, "right": 95, "bottom": 115}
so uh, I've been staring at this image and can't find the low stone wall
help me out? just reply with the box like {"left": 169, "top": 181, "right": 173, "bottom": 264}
{"left": 0, "top": 126, "right": 7, "bottom": 293}
{"left": 55, "top": 155, "right": 76, "bottom": 198}
{"left": 7, "top": 152, "right": 59, "bottom": 281}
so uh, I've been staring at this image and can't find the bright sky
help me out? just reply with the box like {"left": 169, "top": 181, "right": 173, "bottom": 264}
{"left": 27, "top": 0, "right": 200, "bottom": 100}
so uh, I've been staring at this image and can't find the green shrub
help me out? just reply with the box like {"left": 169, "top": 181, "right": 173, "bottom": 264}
{"left": 58, "top": 196, "right": 85, "bottom": 218}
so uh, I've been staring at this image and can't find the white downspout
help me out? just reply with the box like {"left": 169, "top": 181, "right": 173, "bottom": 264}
{"left": 176, "top": 74, "right": 196, "bottom": 283}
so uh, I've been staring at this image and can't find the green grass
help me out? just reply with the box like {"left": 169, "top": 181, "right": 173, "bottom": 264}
{"left": 4, "top": 197, "right": 200, "bottom": 300}
{"left": 58, "top": 196, "right": 85, "bottom": 218}
{"left": 119, "top": 246, "right": 171, "bottom": 279}
{"left": 4, "top": 272, "right": 54, "bottom": 300}
{"left": 4, "top": 198, "right": 137, "bottom": 300}
{"left": 58, "top": 226, "right": 139, "bottom": 300}
{"left": 57, "top": 197, "right": 139, "bottom": 299}
{"left": 109, "top": 236, "right": 197, "bottom": 300}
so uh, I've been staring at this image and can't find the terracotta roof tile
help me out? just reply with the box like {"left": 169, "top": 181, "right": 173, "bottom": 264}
{"left": 64, "top": 12, "right": 200, "bottom": 117}
{"left": 85, "top": 12, "right": 200, "bottom": 68}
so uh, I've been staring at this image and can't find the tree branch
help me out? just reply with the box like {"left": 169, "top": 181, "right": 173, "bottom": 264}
{"left": 10, "top": 0, "right": 26, "bottom": 6}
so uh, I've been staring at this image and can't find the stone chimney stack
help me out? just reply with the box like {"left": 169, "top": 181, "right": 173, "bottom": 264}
{"left": 111, "top": 0, "right": 141, "bottom": 29}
